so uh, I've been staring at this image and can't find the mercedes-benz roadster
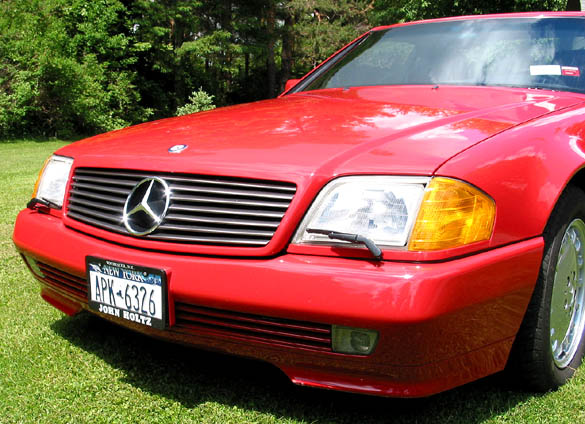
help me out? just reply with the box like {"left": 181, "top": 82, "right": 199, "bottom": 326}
{"left": 13, "top": 12, "right": 585, "bottom": 397}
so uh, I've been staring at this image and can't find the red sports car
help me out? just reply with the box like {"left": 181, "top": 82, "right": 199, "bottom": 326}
{"left": 13, "top": 12, "right": 585, "bottom": 397}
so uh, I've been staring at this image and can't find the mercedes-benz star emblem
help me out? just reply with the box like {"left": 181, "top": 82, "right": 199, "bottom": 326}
{"left": 123, "top": 177, "right": 170, "bottom": 236}
{"left": 168, "top": 144, "right": 188, "bottom": 153}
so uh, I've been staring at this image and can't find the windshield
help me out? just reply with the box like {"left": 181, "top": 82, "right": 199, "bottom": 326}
{"left": 300, "top": 17, "right": 585, "bottom": 94}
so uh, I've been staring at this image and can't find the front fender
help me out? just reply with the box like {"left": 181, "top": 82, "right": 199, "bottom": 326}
{"left": 437, "top": 102, "right": 585, "bottom": 247}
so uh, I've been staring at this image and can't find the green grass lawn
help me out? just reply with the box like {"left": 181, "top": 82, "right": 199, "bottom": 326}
{"left": 1, "top": 140, "right": 585, "bottom": 424}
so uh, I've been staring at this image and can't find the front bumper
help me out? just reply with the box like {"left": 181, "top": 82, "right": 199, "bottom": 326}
{"left": 13, "top": 209, "right": 543, "bottom": 397}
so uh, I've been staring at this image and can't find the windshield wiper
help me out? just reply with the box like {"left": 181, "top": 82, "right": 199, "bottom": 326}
{"left": 306, "top": 228, "right": 383, "bottom": 260}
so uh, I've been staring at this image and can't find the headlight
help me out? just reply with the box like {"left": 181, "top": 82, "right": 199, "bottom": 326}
{"left": 33, "top": 155, "right": 74, "bottom": 208}
{"left": 293, "top": 176, "right": 495, "bottom": 252}
{"left": 293, "top": 176, "right": 429, "bottom": 247}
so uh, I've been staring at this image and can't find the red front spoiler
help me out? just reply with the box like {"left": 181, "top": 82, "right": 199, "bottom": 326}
{"left": 14, "top": 209, "right": 543, "bottom": 397}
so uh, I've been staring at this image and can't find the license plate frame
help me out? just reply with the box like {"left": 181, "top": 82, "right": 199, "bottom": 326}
{"left": 86, "top": 256, "right": 167, "bottom": 330}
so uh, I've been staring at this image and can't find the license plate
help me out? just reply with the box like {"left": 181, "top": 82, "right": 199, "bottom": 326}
{"left": 87, "top": 257, "right": 166, "bottom": 329}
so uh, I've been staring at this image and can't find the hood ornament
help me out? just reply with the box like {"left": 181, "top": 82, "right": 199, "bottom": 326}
{"left": 168, "top": 144, "right": 188, "bottom": 154}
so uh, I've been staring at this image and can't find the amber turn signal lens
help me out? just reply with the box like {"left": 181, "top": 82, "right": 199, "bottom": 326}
{"left": 408, "top": 177, "right": 495, "bottom": 251}
{"left": 32, "top": 157, "right": 50, "bottom": 199}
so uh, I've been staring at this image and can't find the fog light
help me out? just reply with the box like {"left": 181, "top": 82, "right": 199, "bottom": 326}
{"left": 22, "top": 255, "right": 44, "bottom": 278}
{"left": 332, "top": 325, "right": 378, "bottom": 355}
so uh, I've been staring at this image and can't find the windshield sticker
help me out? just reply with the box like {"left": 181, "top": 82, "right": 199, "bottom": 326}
{"left": 561, "top": 66, "right": 580, "bottom": 77}
{"left": 530, "top": 65, "right": 561, "bottom": 76}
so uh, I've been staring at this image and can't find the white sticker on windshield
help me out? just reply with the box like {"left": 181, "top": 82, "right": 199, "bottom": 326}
{"left": 530, "top": 65, "right": 562, "bottom": 76}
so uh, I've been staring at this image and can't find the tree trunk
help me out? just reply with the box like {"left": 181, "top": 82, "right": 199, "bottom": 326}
{"left": 222, "top": 0, "right": 233, "bottom": 100}
{"left": 280, "top": 11, "right": 294, "bottom": 92}
{"left": 266, "top": 0, "right": 276, "bottom": 98}
{"left": 245, "top": 52, "right": 250, "bottom": 79}
{"left": 566, "top": 0, "right": 581, "bottom": 10}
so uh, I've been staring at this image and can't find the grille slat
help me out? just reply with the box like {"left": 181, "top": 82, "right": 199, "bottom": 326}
{"left": 69, "top": 188, "right": 127, "bottom": 205}
{"left": 164, "top": 213, "right": 280, "bottom": 229}
{"left": 176, "top": 304, "right": 332, "bottom": 334}
{"left": 179, "top": 314, "right": 331, "bottom": 344}
{"left": 69, "top": 198, "right": 122, "bottom": 214}
{"left": 73, "top": 175, "right": 140, "bottom": 188}
{"left": 170, "top": 194, "right": 290, "bottom": 210}
{"left": 172, "top": 184, "right": 295, "bottom": 201}
{"left": 169, "top": 204, "right": 285, "bottom": 218}
{"left": 67, "top": 212, "right": 125, "bottom": 232}
{"left": 68, "top": 204, "right": 122, "bottom": 223}
{"left": 36, "top": 262, "right": 87, "bottom": 302}
{"left": 174, "top": 302, "right": 332, "bottom": 352}
{"left": 166, "top": 177, "right": 297, "bottom": 193}
{"left": 67, "top": 168, "right": 296, "bottom": 247}
{"left": 73, "top": 181, "right": 130, "bottom": 196}
{"left": 161, "top": 224, "right": 274, "bottom": 237}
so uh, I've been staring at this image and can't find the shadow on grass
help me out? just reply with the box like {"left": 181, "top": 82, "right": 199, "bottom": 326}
{"left": 51, "top": 313, "right": 539, "bottom": 424}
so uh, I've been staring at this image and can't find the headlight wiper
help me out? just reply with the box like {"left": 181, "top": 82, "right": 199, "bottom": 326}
{"left": 306, "top": 228, "right": 383, "bottom": 260}
{"left": 27, "top": 197, "right": 59, "bottom": 210}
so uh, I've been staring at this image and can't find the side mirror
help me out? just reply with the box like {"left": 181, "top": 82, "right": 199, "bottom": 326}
{"left": 284, "top": 79, "right": 301, "bottom": 92}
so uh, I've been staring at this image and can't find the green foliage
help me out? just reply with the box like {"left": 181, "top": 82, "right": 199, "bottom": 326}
{"left": 175, "top": 88, "right": 216, "bottom": 116}
{"left": 370, "top": 0, "right": 569, "bottom": 25}
{"left": 289, "top": 0, "right": 371, "bottom": 68}
{"left": 0, "top": 0, "right": 576, "bottom": 139}
{"left": 0, "top": 0, "right": 151, "bottom": 138}
{"left": 125, "top": 0, "right": 204, "bottom": 118}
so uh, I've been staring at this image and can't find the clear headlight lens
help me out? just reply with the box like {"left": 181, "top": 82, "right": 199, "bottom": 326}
{"left": 293, "top": 176, "right": 495, "bottom": 252}
{"left": 33, "top": 155, "right": 74, "bottom": 208}
{"left": 293, "top": 176, "right": 429, "bottom": 247}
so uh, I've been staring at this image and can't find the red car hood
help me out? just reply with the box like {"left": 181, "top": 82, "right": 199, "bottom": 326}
{"left": 60, "top": 86, "right": 583, "bottom": 182}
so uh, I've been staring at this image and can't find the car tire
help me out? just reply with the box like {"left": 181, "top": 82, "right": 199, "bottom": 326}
{"left": 508, "top": 185, "right": 585, "bottom": 391}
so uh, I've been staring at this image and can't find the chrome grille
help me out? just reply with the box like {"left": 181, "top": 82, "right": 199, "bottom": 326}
{"left": 67, "top": 168, "right": 296, "bottom": 246}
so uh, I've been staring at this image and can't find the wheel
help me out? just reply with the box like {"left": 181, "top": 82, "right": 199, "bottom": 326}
{"left": 508, "top": 185, "right": 585, "bottom": 391}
